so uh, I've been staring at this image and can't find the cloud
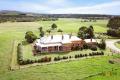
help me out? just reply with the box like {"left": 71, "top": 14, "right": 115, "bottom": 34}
{"left": 49, "top": 1, "right": 120, "bottom": 14}
{"left": 11, "top": 0, "right": 70, "bottom": 13}
{"left": 0, "top": 0, "right": 120, "bottom": 15}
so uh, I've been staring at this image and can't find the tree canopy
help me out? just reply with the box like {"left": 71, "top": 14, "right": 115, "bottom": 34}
{"left": 77, "top": 26, "right": 94, "bottom": 39}
{"left": 107, "top": 17, "right": 120, "bottom": 37}
{"left": 51, "top": 23, "right": 57, "bottom": 29}
{"left": 40, "top": 31, "right": 45, "bottom": 37}
{"left": 107, "top": 17, "right": 120, "bottom": 29}
{"left": 25, "top": 31, "right": 37, "bottom": 43}
{"left": 38, "top": 27, "right": 43, "bottom": 32}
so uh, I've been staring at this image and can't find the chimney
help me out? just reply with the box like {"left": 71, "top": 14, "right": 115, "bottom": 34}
{"left": 51, "top": 35, "right": 53, "bottom": 39}
{"left": 91, "top": 38, "right": 92, "bottom": 42}
{"left": 69, "top": 33, "right": 72, "bottom": 39}
{"left": 62, "top": 35, "right": 64, "bottom": 40}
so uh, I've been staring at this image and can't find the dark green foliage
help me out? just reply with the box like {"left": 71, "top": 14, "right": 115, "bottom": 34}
{"left": 86, "top": 26, "right": 94, "bottom": 38}
{"left": 39, "top": 31, "right": 45, "bottom": 37}
{"left": 107, "top": 17, "right": 120, "bottom": 37}
{"left": 25, "top": 31, "right": 37, "bottom": 43}
{"left": 98, "top": 39, "right": 106, "bottom": 50}
{"left": 107, "top": 28, "right": 120, "bottom": 37}
{"left": 62, "top": 56, "right": 68, "bottom": 60}
{"left": 107, "top": 17, "right": 120, "bottom": 29}
{"left": 51, "top": 23, "right": 57, "bottom": 29}
{"left": 83, "top": 43, "right": 89, "bottom": 49}
{"left": 109, "top": 60, "right": 114, "bottom": 64}
{"left": 89, "top": 51, "right": 104, "bottom": 56}
{"left": 38, "top": 27, "right": 45, "bottom": 37}
{"left": 54, "top": 56, "right": 61, "bottom": 61}
{"left": 40, "top": 57, "right": 51, "bottom": 62}
{"left": 0, "top": 15, "right": 58, "bottom": 23}
{"left": 57, "top": 29, "right": 63, "bottom": 33}
{"left": 74, "top": 54, "right": 87, "bottom": 58}
{"left": 46, "top": 29, "right": 51, "bottom": 34}
{"left": 17, "top": 43, "right": 23, "bottom": 64}
{"left": 19, "top": 56, "right": 51, "bottom": 65}
{"left": 38, "top": 27, "right": 43, "bottom": 32}
{"left": 77, "top": 26, "right": 94, "bottom": 39}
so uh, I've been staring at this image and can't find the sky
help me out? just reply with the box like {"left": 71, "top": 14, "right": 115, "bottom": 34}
{"left": 0, "top": 0, "right": 120, "bottom": 15}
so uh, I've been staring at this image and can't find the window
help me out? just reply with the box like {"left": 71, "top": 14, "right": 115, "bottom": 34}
{"left": 59, "top": 46, "right": 63, "bottom": 51}
{"left": 42, "top": 47, "right": 47, "bottom": 51}
{"left": 54, "top": 46, "right": 58, "bottom": 50}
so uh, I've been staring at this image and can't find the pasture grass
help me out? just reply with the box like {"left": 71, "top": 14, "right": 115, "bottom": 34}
{"left": 1, "top": 18, "right": 118, "bottom": 80}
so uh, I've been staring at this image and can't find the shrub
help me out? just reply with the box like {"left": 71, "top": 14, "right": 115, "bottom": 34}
{"left": 98, "top": 39, "right": 106, "bottom": 50}
{"left": 109, "top": 60, "right": 114, "bottom": 64}
{"left": 54, "top": 56, "right": 61, "bottom": 61}
{"left": 62, "top": 56, "right": 68, "bottom": 60}
{"left": 69, "top": 56, "right": 72, "bottom": 59}
{"left": 84, "top": 54, "right": 88, "bottom": 57}
{"left": 41, "top": 56, "right": 51, "bottom": 62}
{"left": 17, "top": 43, "right": 24, "bottom": 64}
{"left": 38, "top": 59, "right": 41, "bottom": 63}
{"left": 83, "top": 43, "right": 89, "bottom": 49}
{"left": 91, "top": 45, "right": 97, "bottom": 51}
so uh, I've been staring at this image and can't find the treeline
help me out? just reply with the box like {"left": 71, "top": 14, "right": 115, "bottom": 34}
{"left": 0, "top": 15, "right": 58, "bottom": 23}
{"left": 46, "top": 14, "right": 112, "bottom": 19}
{"left": 107, "top": 17, "right": 120, "bottom": 37}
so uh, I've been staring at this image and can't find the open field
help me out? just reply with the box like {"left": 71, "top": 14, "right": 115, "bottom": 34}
{"left": 1, "top": 18, "right": 120, "bottom": 80}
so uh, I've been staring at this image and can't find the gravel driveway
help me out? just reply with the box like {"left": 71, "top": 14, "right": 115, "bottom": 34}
{"left": 106, "top": 39, "right": 120, "bottom": 53}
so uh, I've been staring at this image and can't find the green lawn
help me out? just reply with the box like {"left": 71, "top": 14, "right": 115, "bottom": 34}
{"left": 115, "top": 42, "right": 120, "bottom": 49}
{"left": 1, "top": 18, "right": 119, "bottom": 80}
{"left": 22, "top": 43, "right": 111, "bottom": 61}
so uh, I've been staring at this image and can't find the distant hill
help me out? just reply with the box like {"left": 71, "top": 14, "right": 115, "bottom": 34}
{"left": 0, "top": 10, "right": 23, "bottom": 15}
{"left": 0, "top": 10, "right": 119, "bottom": 18}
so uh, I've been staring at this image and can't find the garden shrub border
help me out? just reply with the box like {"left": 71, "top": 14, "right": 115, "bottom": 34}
{"left": 17, "top": 43, "right": 104, "bottom": 65}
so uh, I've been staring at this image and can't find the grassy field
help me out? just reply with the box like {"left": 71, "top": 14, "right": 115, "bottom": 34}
{"left": 1, "top": 18, "right": 120, "bottom": 80}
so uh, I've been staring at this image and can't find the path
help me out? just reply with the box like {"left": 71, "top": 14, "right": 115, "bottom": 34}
{"left": 106, "top": 39, "right": 120, "bottom": 54}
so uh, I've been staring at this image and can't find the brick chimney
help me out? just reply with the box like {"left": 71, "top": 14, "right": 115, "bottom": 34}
{"left": 51, "top": 35, "right": 53, "bottom": 39}
{"left": 91, "top": 38, "right": 92, "bottom": 42}
{"left": 69, "top": 34, "right": 72, "bottom": 39}
{"left": 62, "top": 35, "right": 64, "bottom": 40}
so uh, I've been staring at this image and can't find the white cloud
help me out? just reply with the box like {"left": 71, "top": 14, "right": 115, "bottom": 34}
{"left": 49, "top": 1, "right": 120, "bottom": 14}
{"left": 13, "top": 0, "right": 70, "bottom": 13}
{"left": 0, "top": 0, "right": 120, "bottom": 15}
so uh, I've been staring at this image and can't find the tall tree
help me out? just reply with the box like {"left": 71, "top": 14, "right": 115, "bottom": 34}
{"left": 38, "top": 27, "right": 43, "bottom": 32}
{"left": 107, "top": 17, "right": 120, "bottom": 29}
{"left": 40, "top": 31, "right": 45, "bottom": 37}
{"left": 51, "top": 23, "right": 57, "bottom": 30}
{"left": 25, "top": 31, "right": 37, "bottom": 43}
{"left": 99, "top": 39, "right": 106, "bottom": 50}
{"left": 86, "top": 26, "right": 94, "bottom": 38}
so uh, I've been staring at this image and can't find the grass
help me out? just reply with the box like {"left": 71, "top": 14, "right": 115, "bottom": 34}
{"left": 1, "top": 56, "right": 120, "bottom": 80}
{"left": 1, "top": 18, "right": 118, "bottom": 80}
{"left": 115, "top": 42, "right": 120, "bottom": 49}
{"left": 40, "top": 18, "right": 108, "bottom": 33}
{"left": 22, "top": 42, "right": 111, "bottom": 61}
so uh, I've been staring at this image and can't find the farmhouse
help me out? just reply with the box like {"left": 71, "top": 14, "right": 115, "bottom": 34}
{"left": 34, "top": 34, "right": 96, "bottom": 53}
